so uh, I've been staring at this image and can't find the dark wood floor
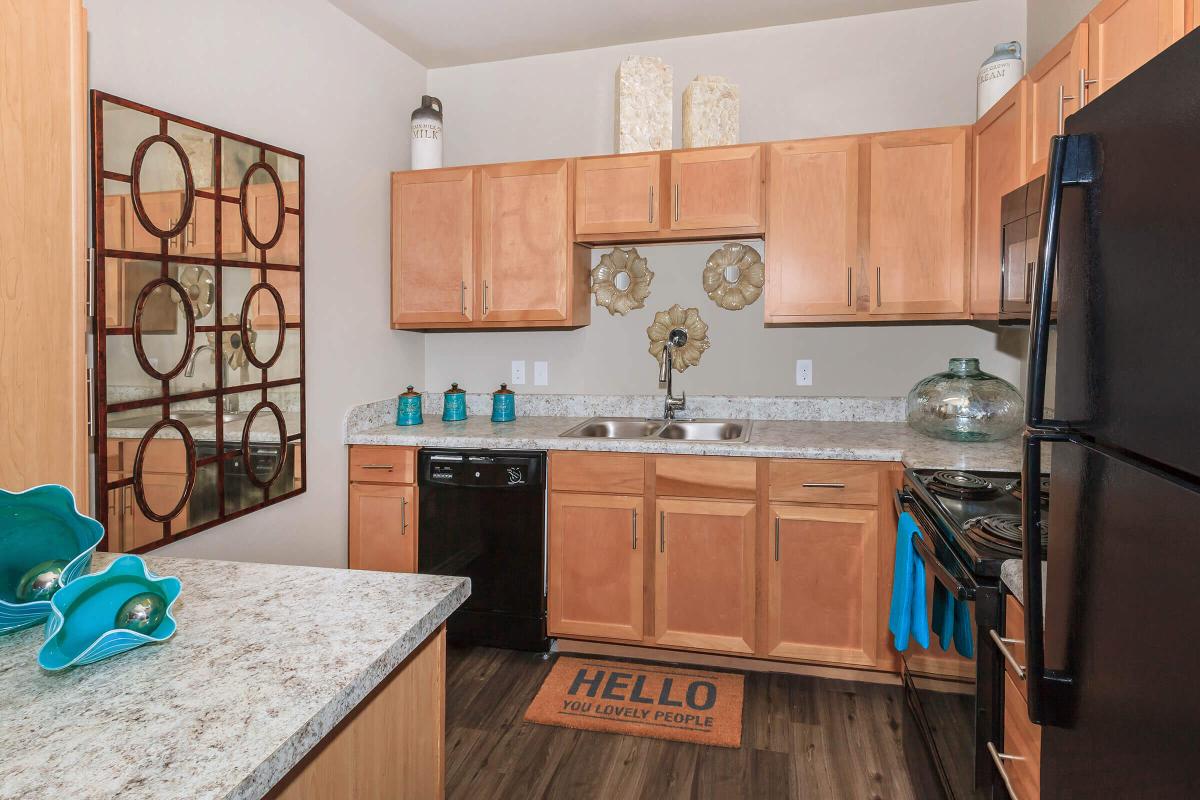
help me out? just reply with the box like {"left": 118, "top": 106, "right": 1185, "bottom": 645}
{"left": 445, "top": 645, "right": 944, "bottom": 799}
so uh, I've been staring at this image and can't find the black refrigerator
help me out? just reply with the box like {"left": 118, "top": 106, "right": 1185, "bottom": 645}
{"left": 1021, "top": 29, "right": 1200, "bottom": 799}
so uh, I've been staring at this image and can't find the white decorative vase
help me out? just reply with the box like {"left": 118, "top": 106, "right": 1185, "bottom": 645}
{"left": 683, "top": 75, "right": 739, "bottom": 149}
{"left": 977, "top": 42, "right": 1023, "bottom": 119}
{"left": 616, "top": 56, "right": 672, "bottom": 153}
{"left": 410, "top": 95, "right": 443, "bottom": 170}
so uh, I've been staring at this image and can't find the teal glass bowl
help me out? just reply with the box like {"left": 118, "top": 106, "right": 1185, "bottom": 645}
{"left": 0, "top": 485, "right": 104, "bottom": 635}
{"left": 38, "top": 554, "right": 181, "bottom": 671}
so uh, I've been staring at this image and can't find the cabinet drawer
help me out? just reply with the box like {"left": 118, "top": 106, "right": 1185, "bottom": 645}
{"left": 550, "top": 451, "right": 644, "bottom": 494}
{"left": 769, "top": 460, "right": 878, "bottom": 505}
{"left": 995, "top": 671, "right": 1041, "bottom": 799}
{"left": 349, "top": 446, "right": 415, "bottom": 484}
{"left": 1001, "top": 593, "right": 1029, "bottom": 698}
{"left": 655, "top": 455, "right": 756, "bottom": 500}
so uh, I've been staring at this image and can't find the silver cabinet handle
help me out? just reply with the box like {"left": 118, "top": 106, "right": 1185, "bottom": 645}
{"left": 648, "top": 185, "right": 654, "bottom": 223}
{"left": 875, "top": 266, "right": 882, "bottom": 307}
{"left": 400, "top": 497, "right": 408, "bottom": 533}
{"left": 631, "top": 508, "right": 638, "bottom": 550}
{"left": 460, "top": 281, "right": 467, "bottom": 316}
{"left": 774, "top": 517, "right": 781, "bottom": 562}
{"left": 1078, "top": 67, "right": 1097, "bottom": 108}
{"left": 483, "top": 281, "right": 490, "bottom": 316}
{"left": 802, "top": 482, "right": 846, "bottom": 489}
{"left": 986, "top": 741, "right": 1026, "bottom": 800}
{"left": 360, "top": 464, "right": 394, "bottom": 471}
{"left": 989, "top": 628, "right": 1027, "bottom": 680}
{"left": 847, "top": 267, "right": 853, "bottom": 307}
{"left": 1057, "top": 83, "right": 1078, "bottom": 135}
{"left": 673, "top": 183, "right": 680, "bottom": 222}
{"left": 659, "top": 510, "right": 665, "bottom": 552}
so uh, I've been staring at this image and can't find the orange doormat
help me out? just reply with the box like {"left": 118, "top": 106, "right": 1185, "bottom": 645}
{"left": 524, "top": 657, "right": 744, "bottom": 747}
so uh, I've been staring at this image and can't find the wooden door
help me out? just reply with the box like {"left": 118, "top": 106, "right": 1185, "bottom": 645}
{"left": 971, "top": 81, "right": 1027, "bottom": 319}
{"left": 1027, "top": 24, "right": 1088, "bottom": 179}
{"left": 868, "top": 127, "right": 969, "bottom": 316}
{"left": 670, "top": 145, "right": 763, "bottom": 230}
{"left": 348, "top": 483, "right": 416, "bottom": 572}
{"left": 764, "top": 137, "right": 861, "bottom": 320}
{"left": 654, "top": 498, "right": 756, "bottom": 654}
{"left": 1088, "top": 0, "right": 1185, "bottom": 99}
{"left": 391, "top": 167, "right": 474, "bottom": 326}
{"left": 479, "top": 159, "right": 571, "bottom": 322}
{"left": 574, "top": 153, "right": 660, "bottom": 235}
{"left": 1189, "top": 0, "right": 1198, "bottom": 30}
{"left": 548, "top": 493, "right": 643, "bottom": 641}
{"left": 765, "top": 505, "right": 879, "bottom": 667}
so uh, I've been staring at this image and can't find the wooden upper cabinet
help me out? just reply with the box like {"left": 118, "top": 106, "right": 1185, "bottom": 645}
{"left": 972, "top": 81, "right": 1028, "bottom": 319}
{"left": 867, "top": 127, "right": 969, "bottom": 316}
{"left": 764, "top": 137, "right": 861, "bottom": 320}
{"left": 479, "top": 159, "right": 572, "bottom": 322}
{"left": 548, "top": 493, "right": 643, "bottom": 642}
{"left": 654, "top": 498, "right": 756, "bottom": 655}
{"left": 391, "top": 167, "right": 475, "bottom": 327}
{"left": 764, "top": 505, "right": 879, "bottom": 667}
{"left": 1087, "top": 0, "right": 1185, "bottom": 100}
{"left": 575, "top": 153, "right": 660, "bottom": 235}
{"left": 669, "top": 145, "right": 763, "bottom": 230}
{"left": 1028, "top": 24, "right": 1088, "bottom": 179}
{"left": 348, "top": 482, "right": 416, "bottom": 573}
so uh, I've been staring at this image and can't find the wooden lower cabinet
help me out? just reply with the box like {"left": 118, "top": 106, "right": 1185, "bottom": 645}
{"left": 764, "top": 504, "right": 879, "bottom": 667}
{"left": 654, "top": 498, "right": 756, "bottom": 655}
{"left": 348, "top": 482, "right": 416, "bottom": 573}
{"left": 998, "top": 670, "right": 1042, "bottom": 799}
{"left": 547, "top": 493, "right": 643, "bottom": 641}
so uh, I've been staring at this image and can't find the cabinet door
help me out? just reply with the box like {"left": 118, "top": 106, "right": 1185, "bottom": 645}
{"left": 479, "top": 160, "right": 571, "bottom": 322}
{"left": 1028, "top": 24, "right": 1088, "bottom": 179}
{"left": 185, "top": 197, "right": 246, "bottom": 258}
{"left": 971, "top": 81, "right": 1027, "bottom": 319}
{"left": 252, "top": 184, "right": 301, "bottom": 328}
{"left": 764, "top": 137, "right": 860, "bottom": 319}
{"left": 654, "top": 498, "right": 756, "bottom": 654}
{"left": 765, "top": 505, "right": 878, "bottom": 667}
{"left": 349, "top": 482, "right": 416, "bottom": 572}
{"left": 868, "top": 127, "right": 969, "bottom": 315}
{"left": 575, "top": 153, "right": 660, "bottom": 235}
{"left": 126, "top": 190, "right": 185, "bottom": 254}
{"left": 670, "top": 145, "right": 763, "bottom": 230}
{"left": 103, "top": 195, "right": 126, "bottom": 328}
{"left": 391, "top": 168, "right": 474, "bottom": 326}
{"left": 1088, "top": 0, "right": 1185, "bottom": 99}
{"left": 548, "top": 493, "right": 643, "bottom": 641}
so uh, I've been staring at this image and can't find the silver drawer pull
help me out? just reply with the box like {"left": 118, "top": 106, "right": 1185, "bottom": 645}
{"left": 400, "top": 497, "right": 408, "bottom": 532}
{"left": 987, "top": 741, "right": 1026, "bottom": 800}
{"left": 360, "top": 464, "right": 395, "bottom": 470}
{"left": 802, "top": 482, "right": 846, "bottom": 489}
{"left": 989, "top": 628, "right": 1027, "bottom": 680}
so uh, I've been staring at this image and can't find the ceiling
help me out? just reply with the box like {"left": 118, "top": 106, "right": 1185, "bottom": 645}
{"left": 329, "top": 0, "right": 972, "bottom": 68}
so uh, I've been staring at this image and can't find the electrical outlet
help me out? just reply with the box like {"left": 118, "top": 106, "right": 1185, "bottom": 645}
{"left": 511, "top": 360, "right": 526, "bottom": 385}
{"left": 534, "top": 361, "right": 549, "bottom": 386}
{"left": 795, "top": 359, "right": 813, "bottom": 386}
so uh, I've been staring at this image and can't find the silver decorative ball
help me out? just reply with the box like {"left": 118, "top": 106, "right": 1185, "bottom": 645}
{"left": 15, "top": 559, "right": 69, "bottom": 603}
{"left": 115, "top": 592, "right": 166, "bottom": 634}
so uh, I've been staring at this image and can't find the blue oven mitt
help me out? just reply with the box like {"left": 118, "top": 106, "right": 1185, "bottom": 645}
{"left": 889, "top": 512, "right": 930, "bottom": 651}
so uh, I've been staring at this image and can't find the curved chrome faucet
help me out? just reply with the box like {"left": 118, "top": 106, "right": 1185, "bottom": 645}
{"left": 659, "top": 328, "right": 688, "bottom": 419}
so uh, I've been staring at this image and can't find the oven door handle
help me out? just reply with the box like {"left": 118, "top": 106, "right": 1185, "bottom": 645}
{"left": 894, "top": 490, "right": 976, "bottom": 602}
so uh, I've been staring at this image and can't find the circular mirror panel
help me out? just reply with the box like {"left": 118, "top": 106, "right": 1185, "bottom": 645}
{"left": 612, "top": 270, "right": 632, "bottom": 292}
{"left": 239, "top": 162, "right": 285, "bottom": 250}
{"left": 242, "top": 402, "right": 287, "bottom": 488}
{"left": 239, "top": 283, "right": 286, "bottom": 369}
{"left": 133, "top": 420, "right": 196, "bottom": 524}
{"left": 133, "top": 278, "right": 195, "bottom": 381}
{"left": 723, "top": 264, "right": 741, "bottom": 284}
{"left": 131, "top": 135, "right": 194, "bottom": 239}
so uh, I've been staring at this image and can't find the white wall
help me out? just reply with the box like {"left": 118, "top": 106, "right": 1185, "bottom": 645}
{"left": 424, "top": 0, "right": 1029, "bottom": 398}
{"left": 1026, "top": 0, "right": 1094, "bottom": 64}
{"left": 86, "top": 0, "right": 427, "bottom": 567}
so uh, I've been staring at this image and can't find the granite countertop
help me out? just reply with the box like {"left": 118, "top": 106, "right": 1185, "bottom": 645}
{"left": 346, "top": 415, "right": 1025, "bottom": 472}
{"left": 1001, "top": 559, "right": 1048, "bottom": 618}
{"left": 0, "top": 554, "right": 469, "bottom": 800}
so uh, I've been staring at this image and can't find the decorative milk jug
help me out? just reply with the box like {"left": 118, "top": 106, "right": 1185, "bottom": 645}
{"left": 410, "top": 95, "right": 443, "bottom": 170}
{"left": 977, "top": 42, "right": 1023, "bottom": 119}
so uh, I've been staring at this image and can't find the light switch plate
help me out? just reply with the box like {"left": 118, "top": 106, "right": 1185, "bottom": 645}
{"left": 511, "top": 360, "right": 526, "bottom": 385}
{"left": 534, "top": 361, "right": 549, "bottom": 386}
{"left": 795, "top": 359, "right": 813, "bottom": 386}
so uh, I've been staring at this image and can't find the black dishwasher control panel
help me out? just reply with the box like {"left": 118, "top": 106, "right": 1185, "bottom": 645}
{"left": 420, "top": 450, "right": 544, "bottom": 490}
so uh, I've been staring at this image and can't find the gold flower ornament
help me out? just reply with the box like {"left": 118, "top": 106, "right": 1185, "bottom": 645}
{"left": 647, "top": 305, "right": 710, "bottom": 372}
{"left": 703, "top": 243, "right": 765, "bottom": 311}
{"left": 591, "top": 247, "right": 654, "bottom": 316}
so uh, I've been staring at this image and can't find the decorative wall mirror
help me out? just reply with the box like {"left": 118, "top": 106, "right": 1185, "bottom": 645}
{"left": 91, "top": 93, "right": 305, "bottom": 553}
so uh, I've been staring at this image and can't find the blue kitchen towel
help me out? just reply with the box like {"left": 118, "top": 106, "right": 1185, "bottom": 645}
{"left": 888, "top": 512, "right": 930, "bottom": 651}
{"left": 931, "top": 574, "right": 975, "bottom": 658}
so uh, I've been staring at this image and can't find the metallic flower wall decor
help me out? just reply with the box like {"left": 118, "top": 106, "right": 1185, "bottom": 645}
{"left": 647, "top": 304, "right": 710, "bottom": 372}
{"left": 703, "top": 242, "right": 765, "bottom": 310}
{"left": 207, "top": 313, "right": 255, "bottom": 371}
{"left": 591, "top": 246, "right": 654, "bottom": 315}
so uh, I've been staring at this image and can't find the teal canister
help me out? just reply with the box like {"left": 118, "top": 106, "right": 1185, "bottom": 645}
{"left": 395, "top": 386, "right": 423, "bottom": 426}
{"left": 491, "top": 383, "right": 515, "bottom": 423}
{"left": 442, "top": 382, "right": 467, "bottom": 422}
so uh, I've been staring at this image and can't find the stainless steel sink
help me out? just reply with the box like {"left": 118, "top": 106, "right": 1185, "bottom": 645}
{"left": 558, "top": 417, "right": 752, "bottom": 443}
{"left": 112, "top": 410, "right": 244, "bottom": 430}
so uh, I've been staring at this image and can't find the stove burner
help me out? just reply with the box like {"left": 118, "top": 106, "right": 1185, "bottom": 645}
{"left": 962, "top": 513, "right": 1050, "bottom": 553}
{"left": 926, "top": 470, "right": 999, "bottom": 499}
{"left": 1009, "top": 476, "right": 1052, "bottom": 503}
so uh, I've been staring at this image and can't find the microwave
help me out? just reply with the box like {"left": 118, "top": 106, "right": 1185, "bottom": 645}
{"left": 999, "top": 175, "right": 1057, "bottom": 323}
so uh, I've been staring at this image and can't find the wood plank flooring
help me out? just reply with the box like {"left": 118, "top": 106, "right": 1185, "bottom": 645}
{"left": 445, "top": 645, "right": 943, "bottom": 799}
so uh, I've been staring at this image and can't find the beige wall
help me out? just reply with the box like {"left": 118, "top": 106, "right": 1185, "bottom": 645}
{"left": 1026, "top": 0, "right": 1095, "bottom": 64}
{"left": 423, "top": 0, "right": 1030, "bottom": 398}
{"left": 86, "top": 0, "right": 427, "bottom": 567}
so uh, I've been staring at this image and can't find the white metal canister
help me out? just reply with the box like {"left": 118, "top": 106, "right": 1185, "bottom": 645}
{"left": 410, "top": 95, "right": 443, "bottom": 170}
{"left": 977, "top": 42, "right": 1023, "bottom": 119}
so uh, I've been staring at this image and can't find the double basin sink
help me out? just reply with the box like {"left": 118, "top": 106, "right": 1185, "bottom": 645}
{"left": 559, "top": 417, "right": 752, "bottom": 443}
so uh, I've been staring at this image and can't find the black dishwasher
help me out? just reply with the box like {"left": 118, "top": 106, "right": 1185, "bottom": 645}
{"left": 417, "top": 449, "right": 548, "bottom": 651}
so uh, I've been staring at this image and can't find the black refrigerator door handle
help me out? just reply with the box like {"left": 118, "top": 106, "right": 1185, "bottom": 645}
{"left": 1025, "top": 135, "right": 1068, "bottom": 432}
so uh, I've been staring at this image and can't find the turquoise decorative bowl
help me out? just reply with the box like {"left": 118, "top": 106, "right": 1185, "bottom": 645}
{"left": 0, "top": 485, "right": 104, "bottom": 635}
{"left": 38, "top": 554, "right": 181, "bottom": 671}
